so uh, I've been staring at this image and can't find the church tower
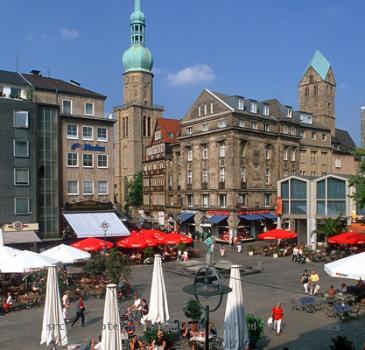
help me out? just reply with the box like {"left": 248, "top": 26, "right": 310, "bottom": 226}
{"left": 298, "top": 50, "right": 336, "bottom": 135}
{"left": 114, "top": 0, "right": 163, "bottom": 207}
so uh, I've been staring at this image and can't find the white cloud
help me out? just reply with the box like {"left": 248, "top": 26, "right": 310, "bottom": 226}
{"left": 60, "top": 27, "right": 80, "bottom": 40}
{"left": 166, "top": 64, "right": 215, "bottom": 86}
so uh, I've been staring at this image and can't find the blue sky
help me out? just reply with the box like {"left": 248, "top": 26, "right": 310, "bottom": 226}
{"left": 1, "top": 0, "right": 365, "bottom": 144}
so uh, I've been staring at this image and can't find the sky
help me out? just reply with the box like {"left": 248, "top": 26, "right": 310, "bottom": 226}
{"left": 1, "top": 0, "right": 365, "bottom": 144}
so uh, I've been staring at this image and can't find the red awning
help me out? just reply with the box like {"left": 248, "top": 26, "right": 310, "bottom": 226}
{"left": 258, "top": 229, "right": 297, "bottom": 240}
{"left": 70, "top": 238, "right": 114, "bottom": 252}
{"left": 116, "top": 233, "right": 157, "bottom": 249}
{"left": 328, "top": 232, "right": 365, "bottom": 245}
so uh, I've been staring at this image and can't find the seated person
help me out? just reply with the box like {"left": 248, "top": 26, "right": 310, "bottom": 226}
{"left": 151, "top": 330, "right": 167, "bottom": 349}
{"left": 338, "top": 283, "right": 347, "bottom": 293}
{"left": 3, "top": 292, "right": 14, "bottom": 313}
{"left": 94, "top": 334, "right": 102, "bottom": 350}
{"left": 356, "top": 278, "right": 365, "bottom": 289}
{"left": 327, "top": 285, "right": 337, "bottom": 297}
{"left": 125, "top": 320, "right": 135, "bottom": 338}
{"left": 180, "top": 322, "right": 193, "bottom": 340}
{"left": 129, "top": 335, "right": 143, "bottom": 350}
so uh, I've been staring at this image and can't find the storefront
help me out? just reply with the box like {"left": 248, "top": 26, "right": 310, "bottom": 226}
{"left": 0, "top": 222, "right": 41, "bottom": 250}
{"left": 176, "top": 212, "right": 195, "bottom": 235}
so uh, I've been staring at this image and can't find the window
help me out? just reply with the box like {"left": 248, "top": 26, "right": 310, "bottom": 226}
{"left": 305, "top": 87, "right": 309, "bottom": 96}
{"left": 187, "top": 170, "right": 192, "bottom": 184}
{"left": 218, "top": 119, "right": 226, "bottom": 128}
{"left": 198, "top": 106, "right": 202, "bottom": 117}
{"left": 14, "top": 111, "right": 29, "bottom": 128}
{"left": 238, "top": 99, "right": 244, "bottom": 110}
{"left": 14, "top": 169, "right": 29, "bottom": 186}
{"left": 300, "top": 130, "right": 305, "bottom": 138}
{"left": 84, "top": 102, "right": 94, "bottom": 116}
{"left": 250, "top": 102, "right": 257, "bottom": 113}
{"left": 283, "top": 170, "right": 288, "bottom": 177}
{"left": 154, "top": 130, "right": 161, "bottom": 140}
{"left": 264, "top": 193, "right": 271, "bottom": 207}
{"left": 322, "top": 134, "right": 327, "bottom": 141}
{"left": 300, "top": 151, "right": 305, "bottom": 163}
{"left": 67, "top": 181, "right": 79, "bottom": 195}
{"left": 14, "top": 197, "right": 31, "bottom": 215}
{"left": 202, "top": 169, "right": 208, "bottom": 183}
{"left": 240, "top": 167, "right": 246, "bottom": 182}
{"left": 238, "top": 194, "right": 246, "bottom": 206}
{"left": 82, "top": 154, "right": 93, "bottom": 167}
{"left": 219, "top": 143, "right": 225, "bottom": 157}
{"left": 286, "top": 108, "right": 292, "bottom": 118}
{"left": 335, "top": 157, "right": 342, "bottom": 168}
{"left": 67, "top": 124, "right": 78, "bottom": 139}
{"left": 265, "top": 146, "right": 271, "bottom": 160}
{"left": 83, "top": 181, "right": 94, "bottom": 195}
{"left": 284, "top": 149, "right": 288, "bottom": 161}
{"left": 219, "top": 167, "right": 225, "bottom": 182}
{"left": 97, "top": 181, "right": 108, "bottom": 195}
{"left": 202, "top": 146, "right": 208, "bottom": 159}
{"left": 263, "top": 105, "right": 270, "bottom": 116}
{"left": 202, "top": 123, "right": 208, "bottom": 132}
{"left": 321, "top": 152, "right": 327, "bottom": 164}
{"left": 252, "top": 121, "right": 258, "bottom": 130}
{"left": 239, "top": 119, "right": 245, "bottom": 127}
{"left": 204, "top": 104, "right": 208, "bottom": 115}
{"left": 97, "top": 128, "right": 108, "bottom": 141}
{"left": 187, "top": 149, "right": 193, "bottom": 161}
{"left": 291, "top": 127, "right": 296, "bottom": 136}
{"left": 187, "top": 194, "right": 193, "bottom": 207}
{"left": 62, "top": 100, "right": 72, "bottom": 114}
{"left": 283, "top": 125, "right": 289, "bottom": 134}
{"left": 265, "top": 168, "right": 270, "bottom": 184}
{"left": 187, "top": 127, "right": 192, "bottom": 135}
{"left": 97, "top": 154, "right": 108, "bottom": 168}
{"left": 311, "top": 132, "right": 316, "bottom": 140}
{"left": 264, "top": 124, "right": 270, "bottom": 132}
{"left": 311, "top": 151, "right": 317, "bottom": 164}
{"left": 82, "top": 126, "right": 93, "bottom": 140}
{"left": 67, "top": 152, "right": 78, "bottom": 167}
{"left": 202, "top": 194, "right": 209, "bottom": 207}
{"left": 300, "top": 113, "right": 312, "bottom": 124}
{"left": 210, "top": 102, "right": 214, "bottom": 114}
{"left": 291, "top": 150, "right": 296, "bottom": 162}
{"left": 314, "top": 85, "right": 318, "bottom": 95}
{"left": 14, "top": 140, "right": 29, "bottom": 157}
{"left": 219, "top": 194, "right": 227, "bottom": 208}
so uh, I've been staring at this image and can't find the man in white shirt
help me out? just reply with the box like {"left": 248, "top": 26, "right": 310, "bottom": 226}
{"left": 62, "top": 292, "right": 70, "bottom": 323}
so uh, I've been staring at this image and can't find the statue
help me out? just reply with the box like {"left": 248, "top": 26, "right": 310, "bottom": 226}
{"left": 204, "top": 235, "right": 214, "bottom": 266}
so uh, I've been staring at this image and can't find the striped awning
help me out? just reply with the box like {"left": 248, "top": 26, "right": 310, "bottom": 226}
{"left": 3, "top": 231, "right": 41, "bottom": 244}
{"left": 63, "top": 212, "right": 130, "bottom": 238}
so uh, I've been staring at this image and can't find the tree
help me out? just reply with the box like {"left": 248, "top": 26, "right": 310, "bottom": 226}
{"left": 315, "top": 217, "right": 345, "bottom": 243}
{"left": 125, "top": 172, "right": 143, "bottom": 210}
{"left": 105, "top": 248, "right": 130, "bottom": 284}
{"left": 183, "top": 299, "right": 203, "bottom": 322}
{"left": 246, "top": 314, "right": 264, "bottom": 349}
{"left": 329, "top": 336, "right": 355, "bottom": 350}
{"left": 349, "top": 148, "right": 365, "bottom": 208}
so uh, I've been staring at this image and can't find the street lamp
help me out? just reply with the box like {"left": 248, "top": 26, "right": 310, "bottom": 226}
{"left": 183, "top": 266, "right": 231, "bottom": 350}
{"left": 100, "top": 221, "right": 110, "bottom": 251}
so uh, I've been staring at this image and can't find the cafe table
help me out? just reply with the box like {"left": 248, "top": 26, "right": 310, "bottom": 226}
{"left": 333, "top": 303, "right": 352, "bottom": 319}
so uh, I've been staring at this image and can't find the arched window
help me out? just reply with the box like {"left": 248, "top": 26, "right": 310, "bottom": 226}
{"left": 143, "top": 116, "right": 146, "bottom": 137}
{"left": 125, "top": 117, "right": 128, "bottom": 137}
{"left": 305, "top": 87, "right": 309, "bottom": 96}
{"left": 148, "top": 117, "right": 151, "bottom": 137}
{"left": 314, "top": 85, "right": 318, "bottom": 95}
{"left": 122, "top": 118, "right": 125, "bottom": 138}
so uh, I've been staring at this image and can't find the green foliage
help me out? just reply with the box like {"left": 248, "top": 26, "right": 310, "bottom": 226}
{"left": 247, "top": 244, "right": 256, "bottom": 253}
{"left": 143, "top": 247, "right": 154, "bottom": 258}
{"left": 246, "top": 314, "right": 264, "bottom": 348}
{"left": 329, "top": 336, "right": 355, "bottom": 350}
{"left": 349, "top": 148, "right": 365, "bottom": 208}
{"left": 84, "top": 253, "right": 106, "bottom": 275}
{"left": 126, "top": 172, "right": 143, "bottom": 209}
{"left": 183, "top": 298, "right": 203, "bottom": 322}
{"left": 315, "top": 217, "right": 345, "bottom": 242}
{"left": 142, "top": 326, "right": 180, "bottom": 348}
{"left": 176, "top": 242, "right": 186, "bottom": 252}
{"left": 105, "top": 248, "right": 130, "bottom": 284}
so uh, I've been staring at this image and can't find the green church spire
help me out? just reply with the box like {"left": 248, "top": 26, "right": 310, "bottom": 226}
{"left": 123, "top": 0, "right": 153, "bottom": 73}
{"left": 306, "top": 50, "right": 331, "bottom": 81}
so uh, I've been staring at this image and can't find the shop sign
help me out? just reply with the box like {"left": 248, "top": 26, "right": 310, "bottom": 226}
{"left": 275, "top": 197, "right": 283, "bottom": 216}
{"left": 237, "top": 209, "right": 271, "bottom": 215}
{"left": 71, "top": 143, "right": 106, "bottom": 152}
{"left": 65, "top": 200, "right": 113, "bottom": 211}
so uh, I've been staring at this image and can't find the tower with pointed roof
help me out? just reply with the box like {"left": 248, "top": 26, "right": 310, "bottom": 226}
{"left": 299, "top": 50, "right": 336, "bottom": 135}
{"left": 114, "top": 0, "right": 163, "bottom": 207}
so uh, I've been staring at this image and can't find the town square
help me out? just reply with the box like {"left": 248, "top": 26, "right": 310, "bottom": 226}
{"left": 1, "top": 0, "right": 365, "bottom": 349}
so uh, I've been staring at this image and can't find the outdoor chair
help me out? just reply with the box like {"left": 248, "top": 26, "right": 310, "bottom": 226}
{"left": 324, "top": 304, "right": 337, "bottom": 318}
{"left": 290, "top": 299, "right": 301, "bottom": 311}
{"left": 350, "top": 305, "right": 361, "bottom": 319}
{"left": 314, "top": 300, "right": 323, "bottom": 311}
{"left": 209, "top": 337, "right": 223, "bottom": 350}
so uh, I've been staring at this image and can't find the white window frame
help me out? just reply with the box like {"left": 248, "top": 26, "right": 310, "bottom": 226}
{"left": 13, "top": 139, "right": 29, "bottom": 158}
{"left": 265, "top": 146, "right": 271, "bottom": 160}
{"left": 62, "top": 99, "right": 72, "bottom": 114}
{"left": 219, "top": 194, "right": 227, "bottom": 208}
{"left": 240, "top": 167, "right": 246, "bottom": 182}
{"left": 97, "top": 181, "right": 108, "bottom": 195}
{"left": 322, "top": 133, "right": 327, "bottom": 141}
{"left": 252, "top": 121, "right": 258, "bottom": 130}
{"left": 335, "top": 157, "right": 342, "bottom": 168}
{"left": 198, "top": 106, "right": 202, "bottom": 117}
{"left": 312, "top": 132, "right": 316, "bottom": 140}
{"left": 97, "top": 127, "right": 108, "bottom": 142}
{"left": 263, "top": 105, "right": 270, "bottom": 116}
{"left": 82, "top": 153, "right": 94, "bottom": 168}
{"left": 219, "top": 144, "right": 225, "bottom": 157}
{"left": 187, "top": 171, "right": 192, "bottom": 184}
{"left": 187, "top": 127, "right": 192, "bottom": 135}
{"left": 187, "top": 194, "right": 193, "bottom": 207}
{"left": 239, "top": 119, "right": 245, "bottom": 127}
{"left": 202, "top": 146, "right": 208, "bottom": 160}
{"left": 84, "top": 102, "right": 95, "bottom": 116}
{"left": 283, "top": 125, "right": 289, "bottom": 134}
{"left": 202, "top": 123, "right": 208, "bottom": 132}
{"left": 218, "top": 119, "right": 226, "bottom": 128}
{"left": 187, "top": 149, "right": 193, "bottom": 161}
{"left": 97, "top": 154, "right": 108, "bottom": 168}
{"left": 210, "top": 102, "right": 214, "bottom": 114}
{"left": 219, "top": 167, "right": 225, "bottom": 183}
{"left": 264, "top": 124, "right": 270, "bottom": 132}
{"left": 13, "top": 111, "right": 29, "bottom": 128}
{"left": 291, "top": 150, "right": 296, "bottom": 162}
{"left": 202, "top": 194, "right": 209, "bottom": 207}
{"left": 300, "top": 151, "right": 305, "bottom": 163}
{"left": 14, "top": 168, "right": 29, "bottom": 186}
{"left": 204, "top": 104, "right": 208, "bottom": 115}
{"left": 83, "top": 181, "right": 94, "bottom": 195}
{"left": 66, "top": 124, "right": 78, "bottom": 139}
{"left": 14, "top": 197, "right": 31, "bottom": 215}
{"left": 66, "top": 152, "right": 78, "bottom": 167}
{"left": 82, "top": 126, "right": 93, "bottom": 141}
{"left": 250, "top": 102, "right": 257, "bottom": 113}
{"left": 265, "top": 168, "right": 270, "bottom": 184}
{"left": 202, "top": 169, "right": 208, "bottom": 183}
{"left": 67, "top": 181, "right": 79, "bottom": 195}
{"left": 264, "top": 193, "right": 271, "bottom": 207}
{"left": 286, "top": 108, "right": 292, "bottom": 118}
{"left": 284, "top": 149, "right": 288, "bottom": 161}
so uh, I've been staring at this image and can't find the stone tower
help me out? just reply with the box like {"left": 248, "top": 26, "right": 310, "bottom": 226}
{"left": 299, "top": 50, "right": 336, "bottom": 135}
{"left": 114, "top": 0, "right": 163, "bottom": 207}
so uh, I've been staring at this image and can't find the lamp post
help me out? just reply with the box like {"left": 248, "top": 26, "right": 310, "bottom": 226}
{"left": 100, "top": 221, "right": 110, "bottom": 251}
{"left": 183, "top": 266, "right": 231, "bottom": 350}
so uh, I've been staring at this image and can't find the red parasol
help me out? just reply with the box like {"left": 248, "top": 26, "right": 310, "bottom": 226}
{"left": 116, "top": 232, "right": 157, "bottom": 249}
{"left": 70, "top": 238, "right": 114, "bottom": 252}
{"left": 258, "top": 229, "right": 297, "bottom": 240}
{"left": 328, "top": 232, "right": 365, "bottom": 245}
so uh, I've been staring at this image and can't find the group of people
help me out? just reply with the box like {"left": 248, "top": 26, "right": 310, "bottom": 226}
{"left": 292, "top": 245, "right": 306, "bottom": 264}
{"left": 61, "top": 291, "right": 86, "bottom": 328}
{"left": 300, "top": 269, "right": 320, "bottom": 295}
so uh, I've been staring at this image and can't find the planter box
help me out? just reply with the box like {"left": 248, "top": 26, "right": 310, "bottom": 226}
{"left": 248, "top": 251, "right": 254, "bottom": 256}
{"left": 273, "top": 253, "right": 279, "bottom": 258}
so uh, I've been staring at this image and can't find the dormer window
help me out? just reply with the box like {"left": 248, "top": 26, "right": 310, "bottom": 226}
{"left": 286, "top": 108, "right": 292, "bottom": 118}
{"left": 263, "top": 105, "right": 270, "bottom": 116}
{"left": 250, "top": 102, "right": 257, "bottom": 113}
{"left": 300, "top": 113, "right": 312, "bottom": 124}
{"left": 154, "top": 130, "right": 161, "bottom": 141}
{"left": 238, "top": 99, "right": 244, "bottom": 110}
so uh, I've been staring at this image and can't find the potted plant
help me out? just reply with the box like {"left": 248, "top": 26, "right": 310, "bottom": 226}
{"left": 247, "top": 244, "right": 255, "bottom": 256}
{"left": 272, "top": 246, "right": 281, "bottom": 258}
{"left": 183, "top": 298, "right": 203, "bottom": 332}
{"left": 246, "top": 314, "right": 264, "bottom": 349}
{"left": 329, "top": 336, "right": 355, "bottom": 350}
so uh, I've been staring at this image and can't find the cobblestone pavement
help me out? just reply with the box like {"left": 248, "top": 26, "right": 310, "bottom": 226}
{"left": 1, "top": 242, "right": 364, "bottom": 349}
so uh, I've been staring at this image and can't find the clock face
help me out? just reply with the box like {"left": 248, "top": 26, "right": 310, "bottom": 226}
{"left": 124, "top": 76, "right": 129, "bottom": 84}
{"left": 143, "top": 75, "right": 150, "bottom": 84}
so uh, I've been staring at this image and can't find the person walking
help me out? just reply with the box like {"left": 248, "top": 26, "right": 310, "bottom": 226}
{"left": 271, "top": 303, "right": 284, "bottom": 336}
{"left": 300, "top": 269, "right": 310, "bottom": 294}
{"left": 309, "top": 270, "right": 320, "bottom": 295}
{"left": 62, "top": 291, "right": 71, "bottom": 323}
{"left": 237, "top": 242, "right": 242, "bottom": 254}
{"left": 292, "top": 246, "right": 298, "bottom": 263}
{"left": 71, "top": 297, "right": 86, "bottom": 328}
{"left": 297, "top": 246, "right": 304, "bottom": 264}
